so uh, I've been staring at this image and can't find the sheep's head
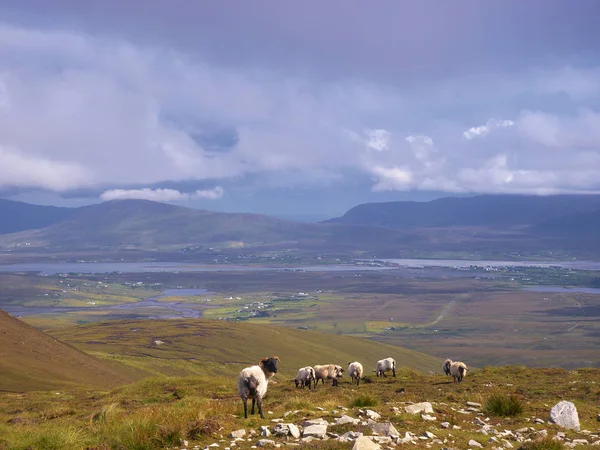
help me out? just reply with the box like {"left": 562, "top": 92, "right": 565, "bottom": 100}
{"left": 259, "top": 356, "right": 279, "bottom": 376}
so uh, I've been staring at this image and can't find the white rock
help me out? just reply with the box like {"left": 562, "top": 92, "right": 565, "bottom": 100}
{"left": 256, "top": 439, "right": 275, "bottom": 447}
{"left": 440, "top": 422, "right": 450, "bottom": 428}
{"left": 365, "top": 410, "right": 381, "bottom": 420}
{"left": 404, "top": 402, "right": 434, "bottom": 414}
{"left": 421, "top": 413, "right": 436, "bottom": 421}
{"left": 302, "top": 424, "right": 328, "bottom": 438}
{"left": 337, "top": 415, "right": 360, "bottom": 425}
{"left": 467, "top": 401, "right": 482, "bottom": 408}
{"left": 287, "top": 424, "right": 300, "bottom": 439}
{"left": 469, "top": 439, "right": 483, "bottom": 448}
{"left": 370, "top": 422, "right": 399, "bottom": 437}
{"left": 423, "top": 431, "right": 436, "bottom": 439}
{"left": 229, "top": 430, "right": 246, "bottom": 439}
{"left": 550, "top": 401, "right": 580, "bottom": 431}
{"left": 352, "top": 436, "right": 381, "bottom": 450}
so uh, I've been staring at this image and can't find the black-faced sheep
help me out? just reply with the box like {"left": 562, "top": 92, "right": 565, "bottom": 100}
{"left": 375, "top": 357, "right": 396, "bottom": 377}
{"left": 238, "top": 356, "right": 279, "bottom": 419}
{"left": 450, "top": 361, "right": 468, "bottom": 383}
{"left": 314, "top": 364, "right": 343, "bottom": 387}
{"left": 294, "top": 366, "right": 316, "bottom": 389}
{"left": 443, "top": 358, "right": 453, "bottom": 376}
{"left": 347, "top": 361, "right": 363, "bottom": 386}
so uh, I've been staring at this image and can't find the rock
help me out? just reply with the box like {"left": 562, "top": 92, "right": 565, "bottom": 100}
{"left": 365, "top": 410, "right": 381, "bottom": 420}
{"left": 302, "top": 419, "right": 328, "bottom": 426}
{"left": 302, "top": 424, "right": 328, "bottom": 438}
{"left": 404, "top": 402, "right": 434, "bottom": 414}
{"left": 468, "top": 439, "right": 483, "bottom": 448}
{"left": 340, "top": 431, "right": 363, "bottom": 442}
{"left": 259, "top": 426, "right": 271, "bottom": 437}
{"left": 229, "top": 429, "right": 246, "bottom": 439}
{"left": 370, "top": 422, "right": 399, "bottom": 437}
{"left": 352, "top": 436, "right": 381, "bottom": 450}
{"left": 272, "top": 424, "right": 289, "bottom": 436}
{"left": 423, "top": 431, "right": 437, "bottom": 439}
{"left": 467, "top": 401, "right": 482, "bottom": 408}
{"left": 271, "top": 418, "right": 283, "bottom": 423}
{"left": 549, "top": 401, "right": 581, "bottom": 431}
{"left": 422, "top": 413, "right": 436, "bottom": 421}
{"left": 337, "top": 415, "right": 360, "bottom": 425}
{"left": 256, "top": 439, "right": 275, "bottom": 447}
{"left": 597, "top": 414, "right": 600, "bottom": 422}
{"left": 440, "top": 422, "right": 451, "bottom": 429}
{"left": 534, "top": 418, "right": 545, "bottom": 424}
{"left": 316, "top": 407, "right": 324, "bottom": 411}
{"left": 288, "top": 424, "right": 300, "bottom": 439}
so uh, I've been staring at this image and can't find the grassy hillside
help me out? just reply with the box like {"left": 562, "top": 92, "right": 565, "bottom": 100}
{"left": 50, "top": 318, "right": 440, "bottom": 378}
{"left": 0, "top": 309, "right": 132, "bottom": 391}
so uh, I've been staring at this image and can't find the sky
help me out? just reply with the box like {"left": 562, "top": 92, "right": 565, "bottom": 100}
{"left": 1, "top": 1, "right": 600, "bottom": 220}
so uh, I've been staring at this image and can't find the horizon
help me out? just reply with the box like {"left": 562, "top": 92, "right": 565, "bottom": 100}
{"left": 1, "top": 1, "right": 600, "bottom": 216}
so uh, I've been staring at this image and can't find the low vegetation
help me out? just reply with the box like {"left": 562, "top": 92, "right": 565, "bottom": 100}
{"left": 484, "top": 393, "right": 525, "bottom": 417}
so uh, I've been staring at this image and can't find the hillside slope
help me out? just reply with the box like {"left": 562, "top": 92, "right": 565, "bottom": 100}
{"left": 0, "top": 309, "right": 132, "bottom": 391}
{"left": 533, "top": 209, "right": 600, "bottom": 242}
{"left": 0, "top": 198, "right": 75, "bottom": 234}
{"left": 50, "top": 319, "right": 440, "bottom": 377}
{"left": 326, "top": 194, "right": 600, "bottom": 229}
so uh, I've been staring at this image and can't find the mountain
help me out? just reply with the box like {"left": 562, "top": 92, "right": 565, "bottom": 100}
{"left": 325, "top": 194, "right": 600, "bottom": 229}
{"left": 0, "top": 198, "right": 75, "bottom": 234}
{"left": 533, "top": 209, "right": 600, "bottom": 243}
{"left": 0, "top": 309, "right": 132, "bottom": 391}
{"left": 0, "top": 199, "right": 415, "bottom": 252}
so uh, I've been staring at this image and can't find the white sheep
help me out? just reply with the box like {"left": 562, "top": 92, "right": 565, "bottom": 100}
{"left": 238, "top": 356, "right": 279, "bottom": 418}
{"left": 375, "top": 357, "right": 396, "bottom": 377}
{"left": 450, "top": 361, "right": 468, "bottom": 383}
{"left": 314, "top": 364, "right": 344, "bottom": 387}
{"left": 443, "top": 359, "right": 453, "bottom": 376}
{"left": 347, "top": 361, "right": 364, "bottom": 386}
{"left": 294, "top": 366, "right": 316, "bottom": 389}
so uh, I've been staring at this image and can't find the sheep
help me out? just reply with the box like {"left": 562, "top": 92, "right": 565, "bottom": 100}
{"left": 450, "top": 361, "right": 468, "bottom": 383}
{"left": 347, "top": 361, "right": 364, "bottom": 386}
{"left": 375, "top": 357, "right": 396, "bottom": 377}
{"left": 294, "top": 366, "right": 316, "bottom": 389}
{"left": 443, "top": 359, "right": 453, "bottom": 376}
{"left": 238, "top": 356, "right": 279, "bottom": 419}
{"left": 314, "top": 364, "right": 344, "bottom": 387}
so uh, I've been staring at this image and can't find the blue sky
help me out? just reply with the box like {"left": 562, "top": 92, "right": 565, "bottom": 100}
{"left": 1, "top": 1, "right": 600, "bottom": 220}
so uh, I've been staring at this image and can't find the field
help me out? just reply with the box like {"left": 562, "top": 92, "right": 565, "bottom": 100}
{"left": 2, "top": 264, "right": 600, "bottom": 369}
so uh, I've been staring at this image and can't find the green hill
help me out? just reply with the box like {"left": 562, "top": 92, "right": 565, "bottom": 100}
{"left": 50, "top": 318, "right": 440, "bottom": 378}
{"left": 0, "top": 309, "right": 132, "bottom": 391}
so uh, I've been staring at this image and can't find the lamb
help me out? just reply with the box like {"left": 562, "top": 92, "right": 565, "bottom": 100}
{"left": 314, "top": 364, "right": 344, "bottom": 387}
{"left": 449, "top": 361, "right": 468, "bottom": 383}
{"left": 238, "top": 356, "right": 279, "bottom": 419}
{"left": 294, "top": 366, "right": 316, "bottom": 389}
{"left": 375, "top": 357, "right": 396, "bottom": 377}
{"left": 443, "top": 358, "right": 453, "bottom": 376}
{"left": 347, "top": 361, "right": 364, "bottom": 386}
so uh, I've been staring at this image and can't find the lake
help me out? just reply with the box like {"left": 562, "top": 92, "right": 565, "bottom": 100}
{"left": 522, "top": 286, "right": 600, "bottom": 295}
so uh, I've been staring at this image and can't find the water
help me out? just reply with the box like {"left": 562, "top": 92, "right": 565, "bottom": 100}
{"left": 522, "top": 286, "right": 600, "bottom": 295}
{"left": 376, "top": 258, "right": 600, "bottom": 271}
{"left": 3, "top": 288, "right": 212, "bottom": 319}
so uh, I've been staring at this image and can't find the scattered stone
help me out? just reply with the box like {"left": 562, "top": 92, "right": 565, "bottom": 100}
{"left": 395, "top": 387, "right": 406, "bottom": 393}
{"left": 259, "top": 426, "right": 271, "bottom": 437}
{"left": 337, "top": 415, "right": 360, "bottom": 425}
{"left": 271, "top": 419, "right": 283, "bottom": 423}
{"left": 352, "top": 436, "right": 381, "bottom": 450}
{"left": 534, "top": 418, "right": 545, "bottom": 424}
{"left": 287, "top": 424, "right": 300, "bottom": 439}
{"left": 256, "top": 439, "right": 275, "bottom": 447}
{"left": 365, "top": 410, "right": 381, "bottom": 420}
{"left": 370, "top": 422, "right": 399, "bottom": 437}
{"left": 208, "top": 444, "right": 219, "bottom": 448}
{"left": 550, "top": 401, "right": 580, "bottom": 431}
{"left": 404, "top": 402, "right": 434, "bottom": 414}
{"left": 302, "top": 424, "right": 328, "bottom": 439}
{"left": 229, "top": 430, "right": 246, "bottom": 439}
{"left": 468, "top": 439, "right": 483, "bottom": 448}
{"left": 467, "top": 402, "right": 482, "bottom": 408}
{"left": 423, "top": 431, "right": 437, "bottom": 439}
{"left": 272, "top": 424, "right": 289, "bottom": 436}
{"left": 339, "top": 431, "right": 363, "bottom": 442}
{"left": 441, "top": 422, "right": 451, "bottom": 429}
{"left": 316, "top": 407, "right": 325, "bottom": 411}
{"left": 422, "top": 413, "right": 436, "bottom": 421}
{"left": 302, "top": 419, "right": 328, "bottom": 426}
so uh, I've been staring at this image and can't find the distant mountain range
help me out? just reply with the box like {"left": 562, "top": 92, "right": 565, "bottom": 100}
{"left": 0, "top": 195, "right": 598, "bottom": 257}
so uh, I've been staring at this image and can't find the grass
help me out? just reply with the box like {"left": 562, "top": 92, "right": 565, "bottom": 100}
{"left": 518, "top": 437, "right": 566, "bottom": 449}
{"left": 349, "top": 394, "right": 378, "bottom": 408}
{"left": 483, "top": 393, "right": 525, "bottom": 417}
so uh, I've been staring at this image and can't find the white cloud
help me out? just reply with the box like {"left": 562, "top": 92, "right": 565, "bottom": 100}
{"left": 99, "top": 187, "right": 224, "bottom": 202}
{"left": 371, "top": 166, "right": 413, "bottom": 191}
{"left": 365, "top": 129, "right": 390, "bottom": 151}
{"left": 463, "top": 119, "right": 515, "bottom": 140}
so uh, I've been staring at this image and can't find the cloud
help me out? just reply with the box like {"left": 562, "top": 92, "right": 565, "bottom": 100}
{"left": 366, "top": 129, "right": 390, "bottom": 151}
{"left": 463, "top": 119, "right": 515, "bottom": 140}
{"left": 99, "top": 187, "right": 224, "bottom": 202}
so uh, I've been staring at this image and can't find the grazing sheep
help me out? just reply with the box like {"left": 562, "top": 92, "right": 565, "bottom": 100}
{"left": 314, "top": 364, "right": 344, "bottom": 387}
{"left": 294, "top": 366, "right": 316, "bottom": 389}
{"left": 238, "top": 356, "right": 279, "bottom": 419}
{"left": 443, "top": 359, "right": 453, "bottom": 376}
{"left": 375, "top": 357, "right": 396, "bottom": 377}
{"left": 450, "top": 361, "right": 468, "bottom": 383}
{"left": 347, "top": 361, "right": 364, "bottom": 386}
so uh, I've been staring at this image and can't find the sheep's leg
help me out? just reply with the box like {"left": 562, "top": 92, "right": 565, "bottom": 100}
{"left": 251, "top": 398, "right": 256, "bottom": 415}
{"left": 257, "top": 398, "right": 264, "bottom": 419}
{"left": 243, "top": 398, "right": 248, "bottom": 419}
{"left": 392, "top": 367, "right": 396, "bottom": 378}
{"left": 357, "top": 376, "right": 360, "bottom": 387}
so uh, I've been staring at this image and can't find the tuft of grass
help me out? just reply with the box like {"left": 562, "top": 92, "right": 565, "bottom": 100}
{"left": 349, "top": 394, "right": 378, "bottom": 408}
{"left": 90, "top": 402, "right": 120, "bottom": 424}
{"left": 484, "top": 393, "right": 524, "bottom": 417}
{"left": 518, "top": 437, "right": 564, "bottom": 450}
